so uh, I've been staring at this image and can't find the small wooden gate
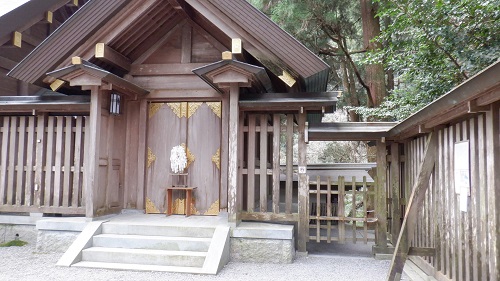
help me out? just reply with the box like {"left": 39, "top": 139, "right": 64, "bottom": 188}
{"left": 308, "top": 175, "right": 376, "bottom": 243}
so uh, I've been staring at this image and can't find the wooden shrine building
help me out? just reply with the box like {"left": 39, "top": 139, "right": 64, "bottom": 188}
{"left": 1, "top": 1, "right": 499, "bottom": 279}
{"left": 1, "top": 0, "right": 335, "bottom": 253}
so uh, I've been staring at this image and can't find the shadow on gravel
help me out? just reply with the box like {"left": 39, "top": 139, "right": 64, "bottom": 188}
{"left": 307, "top": 242, "right": 375, "bottom": 258}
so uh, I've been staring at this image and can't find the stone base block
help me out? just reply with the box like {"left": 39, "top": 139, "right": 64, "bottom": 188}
{"left": 36, "top": 230, "right": 80, "bottom": 253}
{"left": 0, "top": 224, "right": 38, "bottom": 245}
{"left": 230, "top": 237, "right": 295, "bottom": 263}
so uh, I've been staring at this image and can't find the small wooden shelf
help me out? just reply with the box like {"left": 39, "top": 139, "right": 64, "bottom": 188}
{"left": 165, "top": 186, "right": 197, "bottom": 217}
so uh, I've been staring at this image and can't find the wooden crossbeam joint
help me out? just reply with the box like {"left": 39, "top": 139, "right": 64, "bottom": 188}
{"left": 95, "top": 43, "right": 131, "bottom": 72}
{"left": 468, "top": 99, "right": 490, "bottom": 113}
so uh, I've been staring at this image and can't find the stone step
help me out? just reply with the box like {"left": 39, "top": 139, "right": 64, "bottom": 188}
{"left": 81, "top": 247, "right": 207, "bottom": 267}
{"left": 72, "top": 261, "right": 207, "bottom": 274}
{"left": 102, "top": 223, "right": 215, "bottom": 238}
{"left": 93, "top": 234, "right": 211, "bottom": 251}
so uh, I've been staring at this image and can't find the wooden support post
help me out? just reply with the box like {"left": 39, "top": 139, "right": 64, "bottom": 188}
{"left": 181, "top": 24, "right": 192, "bottom": 63}
{"left": 84, "top": 86, "right": 102, "bottom": 218}
{"left": 390, "top": 142, "right": 401, "bottom": 244}
{"left": 375, "top": 140, "right": 388, "bottom": 249}
{"left": 485, "top": 103, "right": 499, "bottom": 280}
{"left": 228, "top": 83, "right": 240, "bottom": 224}
{"left": 297, "top": 111, "right": 308, "bottom": 252}
{"left": 387, "top": 132, "right": 437, "bottom": 281}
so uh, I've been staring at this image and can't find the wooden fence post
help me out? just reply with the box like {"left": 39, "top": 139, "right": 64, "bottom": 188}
{"left": 375, "top": 140, "right": 388, "bottom": 250}
{"left": 297, "top": 111, "right": 308, "bottom": 252}
{"left": 390, "top": 142, "right": 401, "bottom": 244}
{"left": 485, "top": 103, "right": 499, "bottom": 280}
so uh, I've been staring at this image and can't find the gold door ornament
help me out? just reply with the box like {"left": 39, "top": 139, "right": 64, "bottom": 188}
{"left": 147, "top": 147, "right": 157, "bottom": 168}
{"left": 167, "top": 102, "right": 203, "bottom": 118}
{"left": 149, "top": 103, "right": 164, "bottom": 119}
{"left": 206, "top": 102, "right": 222, "bottom": 118}
{"left": 211, "top": 148, "right": 221, "bottom": 170}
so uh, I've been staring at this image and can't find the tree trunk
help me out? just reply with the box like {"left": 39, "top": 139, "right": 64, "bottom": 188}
{"left": 341, "top": 59, "right": 360, "bottom": 122}
{"left": 360, "top": 0, "right": 386, "bottom": 108}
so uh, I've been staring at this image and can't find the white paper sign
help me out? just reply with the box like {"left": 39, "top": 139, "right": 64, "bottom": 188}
{"left": 298, "top": 166, "right": 307, "bottom": 174}
{"left": 454, "top": 141, "right": 470, "bottom": 212}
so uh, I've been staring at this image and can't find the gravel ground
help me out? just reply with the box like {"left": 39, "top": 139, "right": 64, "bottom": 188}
{"left": 0, "top": 243, "right": 409, "bottom": 281}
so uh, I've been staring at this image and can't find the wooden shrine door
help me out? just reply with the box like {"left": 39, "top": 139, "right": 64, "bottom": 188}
{"left": 146, "top": 102, "right": 221, "bottom": 215}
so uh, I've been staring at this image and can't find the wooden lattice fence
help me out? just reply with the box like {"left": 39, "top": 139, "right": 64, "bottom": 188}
{"left": 0, "top": 115, "right": 87, "bottom": 214}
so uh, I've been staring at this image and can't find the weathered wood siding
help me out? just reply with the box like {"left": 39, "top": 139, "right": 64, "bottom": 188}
{"left": 395, "top": 107, "right": 500, "bottom": 280}
{"left": 0, "top": 115, "right": 87, "bottom": 214}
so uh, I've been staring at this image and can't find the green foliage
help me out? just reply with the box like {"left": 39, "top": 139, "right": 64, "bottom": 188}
{"left": 0, "top": 240, "right": 28, "bottom": 247}
{"left": 249, "top": 0, "right": 500, "bottom": 121}
{"left": 360, "top": 0, "right": 500, "bottom": 120}
{"left": 250, "top": 0, "right": 364, "bottom": 90}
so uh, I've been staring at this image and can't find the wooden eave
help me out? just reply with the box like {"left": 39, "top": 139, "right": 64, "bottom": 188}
{"left": 192, "top": 59, "right": 273, "bottom": 94}
{"left": 0, "top": 95, "right": 89, "bottom": 114}
{"left": 308, "top": 122, "right": 397, "bottom": 141}
{"left": 0, "top": 0, "right": 73, "bottom": 46}
{"left": 388, "top": 60, "right": 500, "bottom": 140}
{"left": 47, "top": 60, "right": 149, "bottom": 98}
{"left": 9, "top": 0, "right": 329, "bottom": 94}
{"left": 184, "top": 0, "right": 330, "bottom": 92}
{"left": 8, "top": 0, "right": 131, "bottom": 85}
{"left": 239, "top": 92, "right": 338, "bottom": 113}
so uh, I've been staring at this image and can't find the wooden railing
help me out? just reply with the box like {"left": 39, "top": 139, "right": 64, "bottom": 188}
{"left": 0, "top": 115, "right": 87, "bottom": 214}
{"left": 309, "top": 175, "right": 376, "bottom": 243}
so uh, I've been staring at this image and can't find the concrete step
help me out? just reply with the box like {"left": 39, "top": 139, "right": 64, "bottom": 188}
{"left": 93, "top": 234, "right": 211, "bottom": 251}
{"left": 102, "top": 223, "right": 215, "bottom": 238}
{"left": 81, "top": 247, "right": 207, "bottom": 267}
{"left": 72, "top": 261, "right": 206, "bottom": 274}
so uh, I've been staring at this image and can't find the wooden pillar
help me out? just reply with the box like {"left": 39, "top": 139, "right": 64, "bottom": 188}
{"left": 297, "top": 111, "right": 308, "bottom": 252}
{"left": 84, "top": 86, "right": 103, "bottom": 218}
{"left": 228, "top": 83, "right": 240, "bottom": 224}
{"left": 390, "top": 142, "right": 401, "bottom": 244}
{"left": 136, "top": 99, "right": 148, "bottom": 210}
{"left": 375, "top": 140, "right": 388, "bottom": 249}
{"left": 486, "top": 103, "right": 499, "bottom": 280}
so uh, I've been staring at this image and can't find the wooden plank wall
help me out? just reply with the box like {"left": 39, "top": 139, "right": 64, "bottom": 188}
{"left": 397, "top": 108, "right": 500, "bottom": 280}
{"left": 0, "top": 115, "right": 87, "bottom": 214}
{"left": 240, "top": 113, "right": 299, "bottom": 221}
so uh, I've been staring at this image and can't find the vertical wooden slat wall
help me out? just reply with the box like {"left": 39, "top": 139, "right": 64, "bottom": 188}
{"left": 399, "top": 109, "right": 499, "bottom": 280}
{"left": 0, "top": 115, "right": 87, "bottom": 214}
{"left": 241, "top": 113, "right": 299, "bottom": 218}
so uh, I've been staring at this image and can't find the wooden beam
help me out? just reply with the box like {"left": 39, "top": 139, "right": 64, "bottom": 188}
{"left": 95, "top": 43, "right": 131, "bottom": 72}
{"left": 129, "top": 63, "right": 207, "bottom": 76}
{"left": 468, "top": 99, "right": 490, "bottom": 113}
{"left": 387, "top": 132, "right": 438, "bottom": 281}
{"left": 0, "top": 56, "right": 17, "bottom": 70}
{"left": 408, "top": 247, "right": 435, "bottom": 257}
{"left": 21, "top": 32, "right": 43, "bottom": 47}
